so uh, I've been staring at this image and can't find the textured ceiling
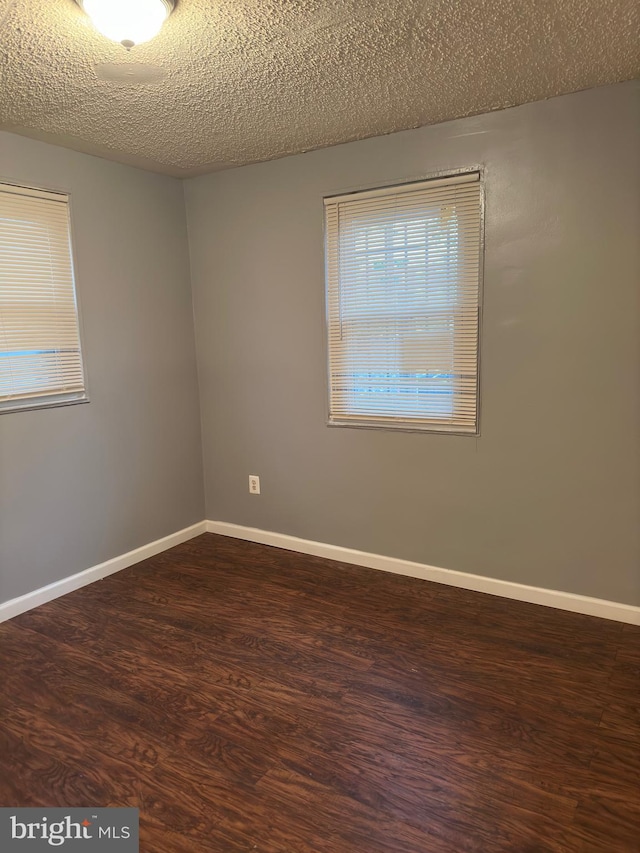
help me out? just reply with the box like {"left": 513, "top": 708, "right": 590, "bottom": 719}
{"left": 0, "top": 0, "right": 638, "bottom": 176}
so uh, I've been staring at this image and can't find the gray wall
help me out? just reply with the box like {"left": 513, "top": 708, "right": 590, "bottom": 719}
{"left": 0, "top": 132, "right": 205, "bottom": 604}
{"left": 186, "top": 81, "right": 640, "bottom": 606}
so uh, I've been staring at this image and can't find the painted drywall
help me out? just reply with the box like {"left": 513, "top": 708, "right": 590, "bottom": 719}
{"left": 0, "top": 132, "right": 205, "bottom": 604}
{"left": 186, "top": 80, "right": 640, "bottom": 607}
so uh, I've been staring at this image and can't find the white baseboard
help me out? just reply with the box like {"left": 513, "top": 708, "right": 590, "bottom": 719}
{"left": 3, "top": 518, "right": 638, "bottom": 627}
{"left": 206, "top": 520, "right": 640, "bottom": 626}
{"left": 0, "top": 521, "right": 207, "bottom": 624}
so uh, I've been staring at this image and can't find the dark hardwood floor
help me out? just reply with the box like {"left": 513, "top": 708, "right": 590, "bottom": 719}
{"left": 1, "top": 533, "right": 638, "bottom": 852}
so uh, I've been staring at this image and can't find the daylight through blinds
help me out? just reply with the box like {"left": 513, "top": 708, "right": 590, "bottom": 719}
{"left": 325, "top": 173, "right": 482, "bottom": 432}
{"left": 0, "top": 184, "right": 86, "bottom": 411}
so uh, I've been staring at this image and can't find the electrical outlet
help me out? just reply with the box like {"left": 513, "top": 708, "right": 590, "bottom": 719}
{"left": 249, "top": 475, "right": 260, "bottom": 495}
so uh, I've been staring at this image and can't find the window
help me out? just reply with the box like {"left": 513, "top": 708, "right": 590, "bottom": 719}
{"left": 0, "top": 183, "right": 87, "bottom": 413}
{"left": 324, "top": 172, "right": 482, "bottom": 433}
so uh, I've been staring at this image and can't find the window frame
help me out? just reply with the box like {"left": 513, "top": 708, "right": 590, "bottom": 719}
{"left": 0, "top": 180, "right": 89, "bottom": 415}
{"left": 323, "top": 167, "right": 485, "bottom": 436}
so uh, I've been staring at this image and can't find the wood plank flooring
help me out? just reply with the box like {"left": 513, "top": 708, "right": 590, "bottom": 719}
{"left": 1, "top": 533, "right": 638, "bottom": 852}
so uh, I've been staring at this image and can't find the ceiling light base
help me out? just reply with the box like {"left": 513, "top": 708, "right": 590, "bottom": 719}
{"left": 77, "top": 0, "right": 175, "bottom": 48}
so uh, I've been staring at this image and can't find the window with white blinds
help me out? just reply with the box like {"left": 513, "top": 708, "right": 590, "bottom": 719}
{"left": 324, "top": 172, "right": 482, "bottom": 433}
{"left": 0, "top": 183, "right": 87, "bottom": 413}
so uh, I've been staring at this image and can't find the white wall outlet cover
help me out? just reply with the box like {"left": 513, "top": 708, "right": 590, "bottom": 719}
{"left": 249, "top": 475, "right": 260, "bottom": 494}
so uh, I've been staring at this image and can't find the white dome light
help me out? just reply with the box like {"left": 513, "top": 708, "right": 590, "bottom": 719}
{"left": 78, "top": 0, "right": 174, "bottom": 48}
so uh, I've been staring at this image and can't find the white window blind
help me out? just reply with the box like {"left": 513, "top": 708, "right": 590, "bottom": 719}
{"left": 325, "top": 172, "right": 482, "bottom": 433}
{"left": 0, "top": 183, "right": 86, "bottom": 413}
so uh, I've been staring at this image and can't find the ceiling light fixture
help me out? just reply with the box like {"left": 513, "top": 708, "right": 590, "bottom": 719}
{"left": 77, "top": 0, "right": 175, "bottom": 49}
